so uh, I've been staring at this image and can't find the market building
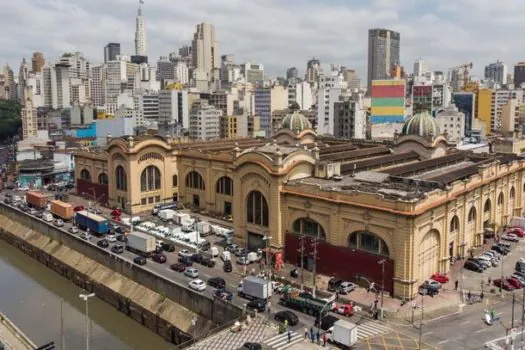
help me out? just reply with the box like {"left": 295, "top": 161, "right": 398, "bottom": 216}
{"left": 74, "top": 111, "right": 525, "bottom": 298}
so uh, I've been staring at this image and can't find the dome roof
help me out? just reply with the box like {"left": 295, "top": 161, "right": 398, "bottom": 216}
{"left": 281, "top": 111, "right": 312, "bottom": 133}
{"left": 401, "top": 111, "right": 440, "bottom": 139}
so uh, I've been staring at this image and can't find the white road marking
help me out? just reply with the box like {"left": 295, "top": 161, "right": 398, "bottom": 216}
{"left": 438, "top": 340, "right": 450, "bottom": 344}
{"left": 476, "top": 328, "right": 488, "bottom": 333}
{"left": 423, "top": 332, "right": 434, "bottom": 336}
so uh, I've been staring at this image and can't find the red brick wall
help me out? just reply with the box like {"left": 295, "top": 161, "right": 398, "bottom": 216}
{"left": 76, "top": 178, "right": 109, "bottom": 205}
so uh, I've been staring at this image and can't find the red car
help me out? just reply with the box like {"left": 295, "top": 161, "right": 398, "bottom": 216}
{"left": 74, "top": 205, "right": 85, "bottom": 212}
{"left": 170, "top": 263, "right": 186, "bottom": 272}
{"left": 494, "top": 278, "right": 515, "bottom": 291}
{"left": 112, "top": 216, "right": 121, "bottom": 222}
{"left": 431, "top": 273, "right": 449, "bottom": 284}
{"left": 507, "top": 277, "right": 523, "bottom": 289}
{"left": 111, "top": 209, "right": 122, "bottom": 217}
{"left": 508, "top": 227, "right": 524, "bottom": 238}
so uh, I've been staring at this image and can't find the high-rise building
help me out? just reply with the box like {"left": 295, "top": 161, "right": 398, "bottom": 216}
{"left": 367, "top": 28, "right": 401, "bottom": 91}
{"left": 141, "top": 91, "right": 159, "bottom": 121}
{"left": 435, "top": 105, "right": 465, "bottom": 143}
{"left": 286, "top": 67, "right": 298, "bottom": 80}
{"left": 3, "top": 64, "right": 16, "bottom": 100}
{"left": 370, "top": 80, "right": 405, "bottom": 124}
{"left": 255, "top": 85, "right": 288, "bottom": 135}
{"left": 316, "top": 70, "right": 347, "bottom": 134}
{"left": 452, "top": 92, "right": 475, "bottom": 136}
{"left": 31, "top": 52, "right": 45, "bottom": 73}
{"left": 104, "top": 43, "right": 121, "bottom": 63}
{"left": 21, "top": 85, "right": 37, "bottom": 139}
{"left": 484, "top": 60, "right": 507, "bottom": 85}
{"left": 159, "top": 88, "right": 189, "bottom": 128}
{"left": 413, "top": 58, "right": 429, "bottom": 79}
{"left": 174, "top": 62, "right": 189, "bottom": 85}
{"left": 287, "top": 81, "right": 313, "bottom": 111}
{"left": 91, "top": 65, "right": 106, "bottom": 108}
{"left": 431, "top": 82, "right": 452, "bottom": 110}
{"left": 341, "top": 68, "right": 361, "bottom": 90}
{"left": 305, "top": 58, "right": 321, "bottom": 84}
{"left": 514, "top": 62, "right": 525, "bottom": 88}
{"left": 18, "top": 58, "right": 31, "bottom": 103}
{"left": 135, "top": 1, "right": 147, "bottom": 56}
{"left": 412, "top": 83, "right": 433, "bottom": 114}
{"left": 501, "top": 98, "right": 520, "bottom": 134}
{"left": 59, "top": 52, "right": 91, "bottom": 104}
{"left": 333, "top": 93, "right": 367, "bottom": 139}
{"left": 491, "top": 89, "right": 523, "bottom": 131}
{"left": 156, "top": 57, "right": 175, "bottom": 82}
{"left": 241, "top": 62, "right": 264, "bottom": 84}
{"left": 189, "top": 99, "right": 222, "bottom": 140}
{"left": 192, "top": 23, "right": 219, "bottom": 81}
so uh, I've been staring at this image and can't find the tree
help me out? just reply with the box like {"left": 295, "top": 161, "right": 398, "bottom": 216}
{"left": 0, "top": 100, "right": 22, "bottom": 142}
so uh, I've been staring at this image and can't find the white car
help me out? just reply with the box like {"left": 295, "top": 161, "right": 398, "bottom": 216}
{"left": 12, "top": 195, "right": 21, "bottom": 202}
{"left": 338, "top": 281, "right": 356, "bottom": 294}
{"left": 19, "top": 186, "right": 29, "bottom": 191}
{"left": 54, "top": 219, "right": 64, "bottom": 227}
{"left": 178, "top": 249, "right": 193, "bottom": 258}
{"left": 68, "top": 226, "right": 79, "bottom": 234}
{"left": 106, "top": 235, "right": 116, "bottom": 242}
{"left": 189, "top": 279, "right": 206, "bottom": 292}
{"left": 502, "top": 234, "right": 520, "bottom": 242}
{"left": 184, "top": 268, "right": 199, "bottom": 278}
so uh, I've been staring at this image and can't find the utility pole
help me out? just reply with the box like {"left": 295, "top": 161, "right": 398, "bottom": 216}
{"left": 297, "top": 234, "right": 305, "bottom": 290}
{"left": 378, "top": 259, "right": 386, "bottom": 320}
{"left": 418, "top": 289, "right": 426, "bottom": 350}
{"left": 521, "top": 285, "right": 524, "bottom": 350}
{"left": 311, "top": 232, "right": 320, "bottom": 297}
{"left": 61, "top": 298, "right": 65, "bottom": 350}
{"left": 512, "top": 291, "right": 516, "bottom": 330}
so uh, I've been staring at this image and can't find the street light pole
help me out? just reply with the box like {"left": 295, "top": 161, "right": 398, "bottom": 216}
{"left": 378, "top": 259, "right": 386, "bottom": 320}
{"left": 311, "top": 231, "right": 321, "bottom": 298}
{"left": 418, "top": 289, "right": 426, "bottom": 350}
{"left": 79, "top": 292, "right": 95, "bottom": 350}
{"left": 263, "top": 234, "right": 272, "bottom": 319}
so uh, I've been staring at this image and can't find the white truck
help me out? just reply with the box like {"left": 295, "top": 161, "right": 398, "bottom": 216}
{"left": 126, "top": 231, "right": 157, "bottom": 257}
{"left": 196, "top": 221, "right": 211, "bottom": 236}
{"left": 182, "top": 219, "right": 196, "bottom": 232}
{"left": 173, "top": 212, "right": 191, "bottom": 225}
{"left": 327, "top": 319, "right": 358, "bottom": 348}
{"left": 159, "top": 209, "right": 176, "bottom": 222}
{"left": 237, "top": 276, "right": 273, "bottom": 300}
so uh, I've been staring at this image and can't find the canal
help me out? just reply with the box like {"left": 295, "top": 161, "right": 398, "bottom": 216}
{"left": 0, "top": 239, "right": 174, "bottom": 350}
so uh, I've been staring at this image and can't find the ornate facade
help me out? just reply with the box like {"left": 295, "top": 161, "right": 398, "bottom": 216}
{"left": 74, "top": 112, "right": 525, "bottom": 298}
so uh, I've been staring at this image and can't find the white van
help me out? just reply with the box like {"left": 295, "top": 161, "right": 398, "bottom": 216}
{"left": 220, "top": 251, "right": 231, "bottom": 262}
{"left": 81, "top": 232, "right": 91, "bottom": 240}
{"left": 210, "top": 246, "right": 219, "bottom": 258}
{"left": 42, "top": 212, "right": 53, "bottom": 222}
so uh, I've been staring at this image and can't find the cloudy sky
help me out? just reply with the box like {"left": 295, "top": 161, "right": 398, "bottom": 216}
{"left": 2, "top": 0, "right": 524, "bottom": 79}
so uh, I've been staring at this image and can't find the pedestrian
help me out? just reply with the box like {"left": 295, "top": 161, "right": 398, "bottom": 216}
{"left": 336, "top": 291, "right": 339, "bottom": 301}
{"left": 288, "top": 330, "right": 291, "bottom": 343}
{"left": 480, "top": 291, "right": 484, "bottom": 301}
{"left": 322, "top": 332, "right": 327, "bottom": 347}
{"left": 317, "top": 328, "right": 321, "bottom": 345}
{"left": 488, "top": 276, "right": 492, "bottom": 285}
{"left": 310, "top": 327, "right": 314, "bottom": 343}
{"left": 304, "top": 326, "right": 309, "bottom": 340}
{"left": 467, "top": 290, "right": 472, "bottom": 301}
{"left": 267, "top": 301, "right": 271, "bottom": 314}
{"left": 454, "top": 280, "right": 459, "bottom": 290}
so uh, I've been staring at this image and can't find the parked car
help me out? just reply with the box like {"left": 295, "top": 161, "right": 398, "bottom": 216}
{"left": 201, "top": 257, "right": 215, "bottom": 268}
{"left": 508, "top": 227, "right": 525, "bottom": 237}
{"left": 235, "top": 247, "right": 246, "bottom": 257}
{"left": 134, "top": 256, "right": 147, "bottom": 265}
{"left": 236, "top": 256, "right": 249, "bottom": 265}
{"left": 54, "top": 219, "right": 64, "bottom": 227}
{"left": 512, "top": 274, "right": 525, "bottom": 286}
{"left": 184, "top": 268, "right": 199, "bottom": 278}
{"left": 191, "top": 253, "right": 204, "bottom": 263}
{"left": 207, "top": 277, "right": 226, "bottom": 289}
{"left": 178, "top": 256, "right": 193, "bottom": 267}
{"left": 214, "top": 288, "right": 233, "bottom": 301}
{"left": 68, "top": 226, "right": 79, "bottom": 234}
{"left": 178, "top": 249, "right": 193, "bottom": 258}
{"left": 516, "top": 261, "right": 525, "bottom": 273}
{"left": 223, "top": 260, "right": 233, "bottom": 272}
{"left": 464, "top": 260, "right": 483, "bottom": 272}
{"left": 431, "top": 273, "right": 449, "bottom": 283}
{"left": 492, "top": 244, "right": 509, "bottom": 255}
{"left": 106, "top": 235, "right": 116, "bottom": 242}
{"left": 328, "top": 278, "right": 343, "bottom": 292}
{"left": 494, "top": 278, "right": 515, "bottom": 291}
{"left": 170, "top": 262, "right": 186, "bottom": 272}
{"left": 189, "top": 279, "right": 206, "bottom": 292}
{"left": 247, "top": 298, "right": 267, "bottom": 312}
{"left": 242, "top": 343, "right": 262, "bottom": 350}
{"left": 111, "top": 245, "right": 124, "bottom": 254}
{"left": 74, "top": 205, "right": 85, "bottom": 212}
{"left": 502, "top": 234, "right": 520, "bottom": 242}
{"left": 423, "top": 279, "right": 442, "bottom": 290}
{"left": 467, "top": 258, "right": 487, "bottom": 270}
{"left": 338, "top": 281, "right": 356, "bottom": 294}
{"left": 161, "top": 242, "right": 175, "bottom": 252}
{"left": 274, "top": 311, "right": 299, "bottom": 326}
{"left": 227, "top": 244, "right": 239, "bottom": 253}
{"left": 509, "top": 276, "right": 524, "bottom": 288}
{"left": 152, "top": 253, "right": 167, "bottom": 264}
{"left": 110, "top": 209, "right": 122, "bottom": 217}
{"left": 29, "top": 208, "right": 38, "bottom": 215}
{"left": 116, "top": 234, "right": 128, "bottom": 243}
{"left": 97, "top": 239, "right": 109, "bottom": 248}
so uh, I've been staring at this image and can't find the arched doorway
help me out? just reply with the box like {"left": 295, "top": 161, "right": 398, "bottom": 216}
{"left": 246, "top": 190, "right": 269, "bottom": 250}
{"left": 419, "top": 230, "right": 440, "bottom": 282}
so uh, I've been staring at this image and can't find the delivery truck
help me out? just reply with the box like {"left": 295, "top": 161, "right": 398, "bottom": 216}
{"left": 173, "top": 212, "right": 191, "bottom": 225}
{"left": 75, "top": 211, "right": 109, "bottom": 235}
{"left": 196, "top": 221, "right": 211, "bottom": 236}
{"left": 158, "top": 209, "right": 176, "bottom": 222}
{"left": 237, "top": 276, "right": 273, "bottom": 300}
{"left": 126, "top": 231, "right": 156, "bottom": 257}
{"left": 50, "top": 200, "right": 74, "bottom": 221}
{"left": 327, "top": 319, "right": 358, "bottom": 348}
{"left": 25, "top": 191, "right": 48, "bottom": 209}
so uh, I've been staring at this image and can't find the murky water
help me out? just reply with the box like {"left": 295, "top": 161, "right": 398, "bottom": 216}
{"left": 0, "top": 239, "right": 174, "bottom": 350}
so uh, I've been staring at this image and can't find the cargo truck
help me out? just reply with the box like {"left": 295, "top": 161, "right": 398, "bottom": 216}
{"left": 126, "top": 231, "right": 156, "bottom": 257}
{"left": 75, "top": 211, "right": 109, "bottom": 235}
{"left": 196, "top": 221, "right": 211, "bottom": 236}
{"left": 237, "top": 276, "right": 273, "bottom": 300}
{"left": 25, "top": 191, "right": 48, "bottom": 209}
{"left": 173, "top": 212, "right": 191, "bottom": 225}
{"left": 50, "top": 200, "right": 74, "bottom": 221}
{"left": 327, "top": 319, "right": 358, "bottom": 348}
{"left": 158, "top": 209, "right": 176, "bottom": 222}
{"left": 510, "top": 216, "right": 525, "bottom": 230}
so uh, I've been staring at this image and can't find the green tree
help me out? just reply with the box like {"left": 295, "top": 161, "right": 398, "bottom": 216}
{"left": 0, "top": 100, "right": 22, "bottom": 142}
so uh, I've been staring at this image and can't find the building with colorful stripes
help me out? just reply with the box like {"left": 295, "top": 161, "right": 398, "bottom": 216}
{"left": 370, "top": 79, "right": 406, "bottom": 124}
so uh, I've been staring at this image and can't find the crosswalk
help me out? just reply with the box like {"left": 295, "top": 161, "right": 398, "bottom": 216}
{"left": 262, "top": 321, "right": 391, "bottom": 349}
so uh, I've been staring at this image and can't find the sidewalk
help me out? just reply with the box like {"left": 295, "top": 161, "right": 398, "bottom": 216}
{"left": 0, "top": 312, "right": 36, "bottom": 350}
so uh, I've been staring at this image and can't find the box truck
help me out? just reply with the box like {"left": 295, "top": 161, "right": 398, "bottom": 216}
{"left": 126, "top": 231, "right": 156, "bottom": 257}
{"left": 173, "top": 212, "right": 191, "bottom": 225}
{"left": 510, "top": 217, "right": 525, "bottom": 230}
{"left": 159, "top": 209, "right": 176, "bottom": 222}
{"left": 75, "top": 211, "right": 109, "bottom": 235}
{"left": 327, "top": 319, "right": 358, "bottom": 347}
{"left": 196, "top": 221, "right": 211, "bottom": 236}
{"left": 50, "top": 200, "right": 74, "bottom": 221}
{"left": 25, "top": 191, "right": 48, "bottom": 209}
{"left": 237, "top": 276, "right": 273, "bottom": 300}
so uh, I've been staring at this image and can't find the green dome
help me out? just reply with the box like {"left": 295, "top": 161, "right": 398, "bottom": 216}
{"left": 281, "top": 111, "right": 312, "bottom": 132}
{"left": 401, "top": 111, "right": 440, "bottom": 139}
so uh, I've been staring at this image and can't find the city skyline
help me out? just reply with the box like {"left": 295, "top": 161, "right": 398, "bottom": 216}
{"left": 2, "top": 0, "right": 524, "bottom": 79}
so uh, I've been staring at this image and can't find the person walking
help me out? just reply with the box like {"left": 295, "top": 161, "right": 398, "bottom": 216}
{"left": 304, "top": 326, "right": 309, "bottom": 340}
{"left": 310, "top": 327, "right": 315, "bottom": 343}
{"left": 322, "top": 332, "right": 327, "bottom": 347}
{"left": 454, "top": 280, "right": 459, "bottom": 290}
{"left": 317, "top": 328, "right": 321, "bottom": 345}
{"left": 467, "top": 290, "right": 472, "bottom": 302}
{"left": 288, "top": 330, "right": 291, "bottom": 343}
{"left": 267, "top": 300, "right": 271, "bottom": 314}
{"left": 488, "top": 276, "right": 492, "bottom": 285}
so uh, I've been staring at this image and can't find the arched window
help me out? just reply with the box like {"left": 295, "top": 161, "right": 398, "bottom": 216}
{"left": 348, "top": 231, "right": 390, "bottom": 257}
{"left": 498, "top": 193, "right": 504, "bottom": 205}
{"left": 216, "top": 176, "right": 233, "bottom": 196}
{"left": 141, "top": 166, "right": 161, "bottom": 192}
{"left": 172, "top": 175, "right": 178, "bottom": 187}
{"left": 186, "top": 171, "right": 205, "bottom": 190}
{"left": 292, "top": 218, "right": 325, "bottom": 239}
{"left": 510, "top": 187, "right": 516, "bottom": 199}
{"left": 98, "top": 173, "right": 108, "bottom": 185}
{"left": 80, "top": 169, "right": 91, "bottom": 182}
{"left": 468, "top": 207, "right": 477, "bottom": 223}
{"left": 115, "top": 166, "right": 127, "bottom": 191}
{"left": 484, "top": 199, "right": 491, "bottom": 213}
{"left": 450, "top": 215, "right": 459, "bottom": 232}
{"left": 246, "top": 191, "right": 269, "bottom": 227}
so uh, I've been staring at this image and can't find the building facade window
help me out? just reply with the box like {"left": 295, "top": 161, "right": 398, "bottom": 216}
{"left": 292, "top": 218, "right": 325, "bottom": 239}
{"left": 450, "top": 215, "right": 459, "bottom": 232}
{"left": 98, "top": 173, "right": 108, "bottom": 185}
{"left": 484, "top": 199, "right": 491, "bottom": 213}
{"left": 468, "top": 207, "right": 477, "bottom": 222}
{"left": 348, "top": 231, "right": 390, "bottom": 257}
{"left": 115, "top": 166, "right": 127, "bottom": 191}
{"left": 80, "top": 169, "right": 91, "bottom": 182}
{"left": 246, "top": 190, "right": 269, "bottom": 227}
{"left": 141, "top": 165, "right": 161, "bottom": 192}
{"left": 216, "top": 176, "right": 233, "bottom": 196}
{"left": 498, "top": 192, "right": 504, "bottom": 205}
{"left": 172, "top": 175, "right": 178, "bottom": 187}
{"left": 186, "top": 171, "right": 205, "bottom": 190}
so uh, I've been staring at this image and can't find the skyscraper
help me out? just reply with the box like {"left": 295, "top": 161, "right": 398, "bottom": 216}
{"left": 484, "top": 60, "right": 507, "bottom": 85}
{"left": 135, "top": 0, "right": 147, "bottom": 56}
{"left": 192, "top": 23, "right": 219, "bottom": 80}
{"left": 31, "top": 52, "right": 45, "bottom": 73}
{"left": 513, "top": 62, "right": 525, "bottom": 88}
{"left": 104, "top": 43, "right": 121, "bottom": 63}
{"left": 367, "top": 28, "right": 401, "bottom": 91}
{"left": 306, "top": 58, "right": 321, "bottom": 84}
{"left": 413, "top": 58, "right": 429, "bottom": 79}
{"left": 286, "top": 67, "right": 298, "bottom": 80}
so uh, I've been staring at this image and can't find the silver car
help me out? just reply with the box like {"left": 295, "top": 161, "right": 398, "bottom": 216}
{"left": 184, "top": 268, "right": 199, "bottom": 278}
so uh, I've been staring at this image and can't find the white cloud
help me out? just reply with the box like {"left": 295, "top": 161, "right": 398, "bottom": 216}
{"left": 3, "top": 0, "right": 525, "bottom": 80}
